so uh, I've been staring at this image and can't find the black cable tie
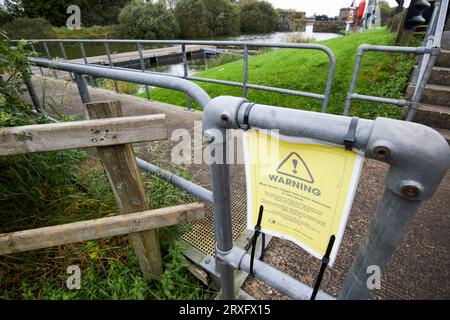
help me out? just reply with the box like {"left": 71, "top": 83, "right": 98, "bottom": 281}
{"left": 344, "top": 117, "right": 359, "bottom": 151}
{"left": 250, "top": 205, "right": 264, "bottom": 276}
{"left": 310, "top": 235, "right": 336, "bottom": 300}
{"left": 241, "top": 103, "right": 256, "bottom": 131}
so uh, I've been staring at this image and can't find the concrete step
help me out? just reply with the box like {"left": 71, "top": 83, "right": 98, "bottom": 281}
{"left": 403, "top": 103, "right": 450, "bottom": 130}
{"left": 442, "top": 31, "right": 450, "bottom": 50}
{"left": 436, "top": 50, "right": 450, "bottom": 68}
{"left": 435, "top": 127, "right": 450, "bottom": 144}
{"left": 429, "top": 66, "right": 450, "bottom": 86}
{"left": 407, "top": 84, "right": 450, "bottom": 107}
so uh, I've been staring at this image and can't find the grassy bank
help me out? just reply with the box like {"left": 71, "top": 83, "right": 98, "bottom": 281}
{"left": 139, "top": 28, "right": 414, "bottom": 119}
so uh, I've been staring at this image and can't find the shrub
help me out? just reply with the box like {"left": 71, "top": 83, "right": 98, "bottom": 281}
{"left": 118, "top": 0, "right": 179, "bottom": 39}
{"left": 240, "top": 0, "right": 278, "bottom": 34}
{"left": 0, "top": 35, "right": 39, "bottom": 127}
{"left": 175, "top": 0, "right": 210, "bottom": 39}
{"left": 1, "top": 17, "right": 55, "bottom": 39}
{"left": 175, "top": 0, "right": 209, "bottom": 39}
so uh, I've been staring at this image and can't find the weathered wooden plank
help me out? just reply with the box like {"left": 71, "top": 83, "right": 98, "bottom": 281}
{"left": 0, "top": 114, "right": 167, "bottom": 156}
{"left": 85, "top": 100, "right": 164, "bottom": 280}
{"left": 0, "top": 203, "right": 204, "bottom": 255}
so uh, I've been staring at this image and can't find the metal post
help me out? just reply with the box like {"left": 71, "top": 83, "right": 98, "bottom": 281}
{"left": 322, "top": 50, "right": 335, "bottom": 113}
{"left": 79, "top": 42, "right": 89, "bottom": 65}
{"left": 43, "top": 42, "right": 58, "bottom": 79}
{"left": 182, "top": 44, "right": 192, "bottom": 110}
{"left": 74, "top": 73, "right": 91, "bottom": 104}
{"left": 103, "top": 42, "right": 119, "bottom": 93}
{"left": 343, "top": 49, "right": 364, "bottom": 116}
{"left": 243, "top": 45, "right": 249, "bottom": 99}
{"left": 30, "top": 43, "right": 44, "bottom": 76}
{"left": 338, "top": 189, "right": 422, "bottom": 299}
{"left": 405, "top": 50, "right": 439, "bottom": 121}
{"left": 205, "top": 126, "right": 235, "bottom": 299}
{"left": 24, "top": 77, "right": 42, "bottom": 111}
{"left": 58, "top": 42, "right": 74, "bottom": 80}
{"left": 78, "top": 42, "right": 95, "bottom": 84}
{"left": 137, "top": 43, "right": 151, "bottom": 101}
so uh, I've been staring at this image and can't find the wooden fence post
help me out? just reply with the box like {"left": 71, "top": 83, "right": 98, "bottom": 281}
{"left": 85, "top": 101, "right": 164, "bottom": 280}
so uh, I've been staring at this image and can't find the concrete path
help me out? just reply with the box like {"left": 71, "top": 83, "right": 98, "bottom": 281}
{"left": 21, "top": 75, "right": 450, "bottom": 300}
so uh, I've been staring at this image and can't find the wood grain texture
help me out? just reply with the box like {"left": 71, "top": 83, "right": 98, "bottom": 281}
{"left": 0, "top": 203, "right": 204, "bottom": 255}
{"left": 85, "top": 101, "right": 164, "bottom": 280}
{"left": 0, "top": 114, "right": 167, "bottom": 156}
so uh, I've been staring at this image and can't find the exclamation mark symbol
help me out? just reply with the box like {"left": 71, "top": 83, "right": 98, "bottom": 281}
{"left": 292, "top": 159, "right": 298, "bottom": 174}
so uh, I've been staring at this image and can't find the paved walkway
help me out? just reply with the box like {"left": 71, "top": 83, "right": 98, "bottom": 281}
{"left": 22, "top": 75, "right": 450, "bottom": 299}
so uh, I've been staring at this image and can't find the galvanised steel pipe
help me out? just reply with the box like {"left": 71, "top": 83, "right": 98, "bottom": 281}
{"left": 135, "top": 158, "right": 213, "bottom": 203}
{"left": 219, "top": 246, "right": 334, "bottom": 300}
{"left": 28, "top": 57, "right": 211, "bottom": 110}
{"left": 204, "top": 96, "right": 450, "bottom": 299}
{"left": 188, "top": 76, "right": 326, "bottom": 100}
{"left": 209, "top": 133, "right": 235, "bottom": 300}
{"left": 351, "top": 93, "right": 411, "bottom": 107}
{"left": 24, "top": 77, "right": 42, "bottom": 111}
{"left": 406, "top": 50, "right": 439, "bottom": 121}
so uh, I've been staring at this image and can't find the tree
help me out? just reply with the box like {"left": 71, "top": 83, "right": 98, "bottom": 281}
{"left": 3, "top": 0, "right": 82, "bottom": 26}
{"left": 0, "top": 6, "right": 13, "bottom": 25}
{"left": 175, "top": 0, "right": 209, "bottom": 39}
{"left": 3, "top": 0, "right": 130, "bottom": 27}
{"left": 202, "top": 0, "right": 240, "bottom": 36}
{"left": 240, "top": 0, "right": 278, "bottom": 34}
{"left": 118, "top": 0, "right": 179, "bottom": 39}
{"left": 80, "top": 0, "right": 130, "bottom": 26}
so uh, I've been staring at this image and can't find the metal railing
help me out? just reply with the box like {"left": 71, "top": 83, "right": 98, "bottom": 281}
{"left": 343, "top": 0, "right": 449, "bottom": 120}
{"left": 204, "top": 95, "right": 450, "bottom": 300}
{"left": 23, "top": 52, "right": 450, "bottom": 300}
{"left": 22, "top": 39, "right": 336, "bottom": 112}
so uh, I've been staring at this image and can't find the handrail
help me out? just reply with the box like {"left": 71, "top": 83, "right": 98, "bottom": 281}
{"left": 20, "top": 39, "right": 336, "bottom": 112}
{"left": 28, "top": 57, "right": 212, "bottom": 110}
{"left": 343, "top": 0, "right": 449, "bottom": 119}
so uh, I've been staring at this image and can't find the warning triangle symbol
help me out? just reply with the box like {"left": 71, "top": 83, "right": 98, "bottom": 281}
{"left": 276, "top": 152, "right": 314, "bottom": 184}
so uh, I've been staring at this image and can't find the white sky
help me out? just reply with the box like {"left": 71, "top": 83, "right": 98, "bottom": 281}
{"left": 267, "top": 0, "right": 411, "bottom": 17}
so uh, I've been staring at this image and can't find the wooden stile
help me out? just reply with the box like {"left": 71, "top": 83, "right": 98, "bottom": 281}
{"left": 85, "top": 101, "right": 165, "bottom": 280}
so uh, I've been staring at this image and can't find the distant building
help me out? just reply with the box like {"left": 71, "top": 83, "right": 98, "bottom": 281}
{"left": 278, "top": 11, "right": 293, "bottom": 31}
{"left": 339, "top": 6, "right": 357, "bottom": 28}
{"left": 339, "top": 8, "right": 351, "bottom": 21}
{"left": 277, "top": 10, "right": 306, "bottom": 32}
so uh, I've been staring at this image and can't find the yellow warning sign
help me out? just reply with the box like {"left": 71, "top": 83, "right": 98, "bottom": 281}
{"left": 244, "top": 129, "right": 364, "bottom": 266}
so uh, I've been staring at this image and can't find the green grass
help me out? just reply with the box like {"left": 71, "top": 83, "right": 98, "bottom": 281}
{"left": 138, "top": 28, "right": 414, "bottom": 119}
